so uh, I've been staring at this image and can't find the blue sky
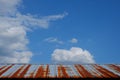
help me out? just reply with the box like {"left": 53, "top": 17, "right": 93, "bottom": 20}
{"left": 0, "top": 0, "right": 120, "bottom": 64}
{"left": 25, "top": 0, "right": 120, "bottom": 64}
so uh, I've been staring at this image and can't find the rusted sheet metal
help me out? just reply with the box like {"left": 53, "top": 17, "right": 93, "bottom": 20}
{"left": 92, "top": 64, "right": 119, "bottom": 78}
{"left": 0, "top": 64, "right": 14, "bottom": 78}
{"left": 10, "top": 65, "right": 26, "bottom": 78}
{"left": 107, "top": 64, "right": 120, "bottom": 73}
{"left": 0, "top": 64, "right": 120, "bottom": 78}
{"left": 75, "top": 65, "right": 93, "bottom": 78}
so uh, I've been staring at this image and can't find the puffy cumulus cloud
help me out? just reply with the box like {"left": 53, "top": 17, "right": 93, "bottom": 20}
{"left": 69, "top": 38, "right": 78, "bottom": 43}
{"left": 0, "top": 0, "right": 67, "bottom": 63}
{"left": 0, "top": 19, "right": 32, "bottom": 63}
{"left": 52, "top": 47, "right": 95, "bottom": 64}
{"left": 0, "top": 0, "right": 21, "bottom": 16}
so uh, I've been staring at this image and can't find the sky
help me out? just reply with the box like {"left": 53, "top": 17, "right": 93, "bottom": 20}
{"left": 0, "top": 0, "right": 120, "bottom": 64}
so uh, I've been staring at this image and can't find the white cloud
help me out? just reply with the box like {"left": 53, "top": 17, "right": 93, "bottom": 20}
{"left": 0, "top": 0, "right": 21, "bottom": 16}
{"left": 0, "top": 19, "right": 32, "bottom": 63}
{"left": 52, "top": 47, "right": 95, "bottom": 64}
{"left": 0, "top": 0, "right": 67, "bottom": 63}
{"left": 0, "top": 51, "right": 32, "bottom": 63}
{"left": 16, "top": 13, "right": 67, "bottom": 29}
{"left": 69, "top": 38, "right": 78, "bottom": 43}
{"left": 44, "top": 37, "right": 63, "bottom": 44}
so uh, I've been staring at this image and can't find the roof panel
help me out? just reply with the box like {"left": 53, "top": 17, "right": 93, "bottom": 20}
{"left": 0, "top": 64, "right": 119, "bottom": 78}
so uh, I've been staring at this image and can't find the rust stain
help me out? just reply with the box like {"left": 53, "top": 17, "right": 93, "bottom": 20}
{"left": 74, "top": 65, "right": 82, "bottom": 78}
{"left": 26, "top": 70, "right": 36, "bottom": 78}
{"left": 45, "top": 64, "right": 49, "bottom": 78}
{"left": 0, "top": 64, "right": 14, "bottom": 76}
{"left": 57, "top": 65, "right": 62, "bottom": 78}
{"left": 91, "top": 71, "right": 102, "bottom": 78}
{"left": 29, "top": 72, "right": 35, "bottom": 78}
{"left": 34, "top": 65, "right": 44, "bottom": 78}
{"left": 79, "top": 65, "right": 93, "bottom": 78}
{"left": 0, "top": 66, "right": 6, "bottom": 71}
{"left": 108, "top": 64, "right": 120, "bottom": 73}
{"left": 19, "top": 64, "right": 31, "bottom": 78}
{"left": 0, "top": 64, "right": 120, "bottom": 78}
{"left": 57, "top": 65, "right": 70, "bottom": 78}
{"left": 91, "top": 64, "right": 104, "bottom": 78}
{"left": 74, "top": 65, "right": 93, "bottom": 78}
{"left": 10, "top": 65, "right": 25, "bottom": 78}
{"left": 61, "top": 65, "right": 69, "bottom": 78}
{"left": 93, "top": 64, "right": 119, "bottom": 78}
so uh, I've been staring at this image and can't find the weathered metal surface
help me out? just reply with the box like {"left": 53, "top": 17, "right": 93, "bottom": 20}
{"left": 0, "top": 64, "right": 119, "bottom": 78}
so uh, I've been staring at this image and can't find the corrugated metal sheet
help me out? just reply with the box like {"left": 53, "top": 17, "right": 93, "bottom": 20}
{"left": 0, "top": 64, "right": 119, "bottom": 78}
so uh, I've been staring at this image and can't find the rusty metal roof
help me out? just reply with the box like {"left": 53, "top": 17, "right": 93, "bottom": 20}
{"left": 0, "top": 64, "right": 120, "bottom": 78}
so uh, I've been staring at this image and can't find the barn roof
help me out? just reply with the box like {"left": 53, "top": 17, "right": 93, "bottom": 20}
{"left": 0, "top": 64, "right": 120, "bottom": 78}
